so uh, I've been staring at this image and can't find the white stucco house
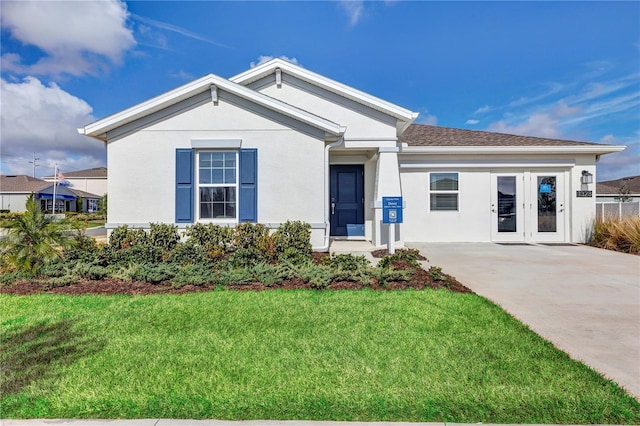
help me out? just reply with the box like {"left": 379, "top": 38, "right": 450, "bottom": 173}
{"left": 43, "top": 167, "right": 108, "bottom": 197}
{"left": 78, "top": 59, "right": 625, "bottom": 249}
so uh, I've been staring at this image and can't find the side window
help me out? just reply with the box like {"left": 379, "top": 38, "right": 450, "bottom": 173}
{"left": 198, "top": 151, "right": 237, "bottom": 220}
{"left": 430, "top": 172, "right": 459, "bottom": 211}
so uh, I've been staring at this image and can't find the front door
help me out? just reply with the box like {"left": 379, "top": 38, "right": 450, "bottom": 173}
{"left": 491, "top": 173, "right": 525, "bottom": 242}
{"left": 330, "top": 165, "right": 364, "bottom": 236}
{"left": 530, "top": 173, "right": 565, "bottom": 242}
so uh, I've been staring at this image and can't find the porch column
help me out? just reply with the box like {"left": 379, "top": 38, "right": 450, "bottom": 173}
{"left": 373, "top": 147, "right": 403, "bottom": 247}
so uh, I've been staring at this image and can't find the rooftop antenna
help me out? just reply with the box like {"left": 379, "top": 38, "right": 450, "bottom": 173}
{"left": 28, "top": 152, "right": 40, "bottom": 177}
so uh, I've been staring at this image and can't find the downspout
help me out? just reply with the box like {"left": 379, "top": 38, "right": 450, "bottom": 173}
{"left": 314, "top": 136, "right": 344, "bottom": 252}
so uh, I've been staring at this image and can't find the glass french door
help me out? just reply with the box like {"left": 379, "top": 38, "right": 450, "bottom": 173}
{"left": 491, "top": 173, "right": 525, "bottom": 242}
{"left": 530, "top": 173, "right": 565, "bottom": 242}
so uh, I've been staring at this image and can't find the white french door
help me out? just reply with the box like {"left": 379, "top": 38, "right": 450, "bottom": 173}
{"left": 491, "top": 173, "right": 525, "bottom": 242}
{"left": 530, "top": 172, "right": 566, "bottom": 242}
{"left": 491, "top": 171, "right": 567, "bottom": 243}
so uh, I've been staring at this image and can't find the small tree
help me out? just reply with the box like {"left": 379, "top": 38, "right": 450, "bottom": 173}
{"left": 617, "top": 181, "right": 632, "bottom": 203}
{"left": 98, "top": 193, "right": 108, "bottom": 213}
{"left": 0, "top": 194, "right": 73, "bottom": 275}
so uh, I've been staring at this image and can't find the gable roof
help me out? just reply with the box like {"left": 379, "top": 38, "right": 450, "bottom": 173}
{"left": 43, "top": 167, "right": 107, "bottom": 179}
{"left": 596, "top": 176, "right": 640, "bottom": 195}
{"left": 230, "top": 58, "right": 418, "bottom": 130}
{"left": 399, "top": 124, "right": 626, "bottom": 155}
{"left": 79, "top": 73, "right": 345, "bottom": 142}
{"left": 0, "top": 175, "right": 50, "bottom": 193}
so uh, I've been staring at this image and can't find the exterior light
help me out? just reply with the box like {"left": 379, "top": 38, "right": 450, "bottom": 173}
{"left": 581, "top": 170, "right": 593, "bottom": 185}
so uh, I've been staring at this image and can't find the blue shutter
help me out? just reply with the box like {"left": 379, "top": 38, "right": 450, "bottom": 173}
{"left": 239, "top": 149, "right": 257, "bottom": 223}
{"left": 175, "top": 149, "right": 194, "bottom": 223}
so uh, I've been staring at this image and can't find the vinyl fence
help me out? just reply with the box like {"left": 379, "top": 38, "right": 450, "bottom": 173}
{"left": 596, "top": 202, "right": 640, "bottom": 220}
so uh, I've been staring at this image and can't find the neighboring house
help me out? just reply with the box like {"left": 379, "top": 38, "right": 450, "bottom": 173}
{"left": 596, "top": 175, "right": 640, "bottom": 220}
{"left": 596, "top": 176, "right": 640, "bottom": 203}
{"left": 43, "top": 167, "right": 108, "bottom": 197}
{"left": 78, "top": 59, "right": 624, "bottom": 248}
{"left": 0, "top": 175, "right": 100, "bottom": 213}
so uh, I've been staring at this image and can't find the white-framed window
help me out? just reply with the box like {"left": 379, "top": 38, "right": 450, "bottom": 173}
{"left": 430, "top": 172, "right": 459, "bottom": 211}
{"left": 197, "top": 151, "right": 238, "bottom": 220}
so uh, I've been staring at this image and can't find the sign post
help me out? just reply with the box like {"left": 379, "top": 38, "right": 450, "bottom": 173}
{"left": 382, "top": 196, "right": 403, "bottom": 254}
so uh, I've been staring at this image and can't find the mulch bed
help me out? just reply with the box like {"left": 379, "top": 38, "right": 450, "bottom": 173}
{"left": 0, "top": 261, "right": 472, "bottom": 296}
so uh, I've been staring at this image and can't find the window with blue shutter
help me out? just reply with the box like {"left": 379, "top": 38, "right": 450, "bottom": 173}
{"left": 175, "top": 149, "right": 194, "bottom": 223}
{"left": 239, "top": 149, "right": 257, "bottom": 222}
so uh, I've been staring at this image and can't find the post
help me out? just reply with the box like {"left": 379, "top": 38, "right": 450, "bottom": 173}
{"left": 388, "top": 224, "right": 395, "bottom": 254}
{"left": 52, "top": 164, "right": 58, "bottom": 214}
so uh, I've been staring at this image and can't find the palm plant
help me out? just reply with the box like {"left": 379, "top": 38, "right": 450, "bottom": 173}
{"left": 0, "top": 194, "right": 73, "bottom": 275}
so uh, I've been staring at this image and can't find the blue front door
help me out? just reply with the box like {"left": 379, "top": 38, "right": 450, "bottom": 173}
{"left": 330, "top": 165, "right": 364, "bottom": 236}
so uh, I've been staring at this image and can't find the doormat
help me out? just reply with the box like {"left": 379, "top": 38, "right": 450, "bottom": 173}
{"left": 539, "top": 243, "right": 577, "bottom": 246}
{"left": 495, "top": 243, "right": 531, "bottom": 246}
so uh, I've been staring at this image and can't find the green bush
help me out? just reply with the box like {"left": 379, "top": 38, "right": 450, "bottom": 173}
{"left": 228, "top": 247, "right": 263, "bottom": 268}
{"left": 149, "top": 223, "right": 180, "bottom": 251}
{"left": 170, "top": 264, "right": 214, "bottom": 287}
{"left": 273, "top": 220, "right": 311, "bottom": 257}
{"left": 45, "top": 275, "right": 79, "bottom": 288}
{"left": 105, "top": 244, "right": 164, "bottom": 265}
{"left": 71, "top": 262, "right": 109, "bottom": 280}
{"left": 249, "top": 262, "right": 285, "bottom": 287}
{"left": 184, "top": 223, "right": 233, "bottom": 251}
{"left": 322, "top": 253, "right": 370, "bottom": 271}
{"left": 133, "top": 263, "right": 178, "bottom": 284}
{"left": 278, "top": 247, "right": 312, "bottom": 266}
{"left": 168, "top": 241, "right": 209, "bottom": 265}
{"left": 377, "top": 248, "right": 423, "bottom": 269}
{"left": 233, "top": 222, "right": 270, "bottom": 251}
{"left": 370, "top": 267, "right": 411, "bottom": 287}
{"left": 109, "top": 225, "right": 149, "bottom": 250}
{"left": 64, "top": 235, "right": 101, "bottom": 263}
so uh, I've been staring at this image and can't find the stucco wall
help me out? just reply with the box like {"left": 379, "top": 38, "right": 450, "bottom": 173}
{"left": 107, "top": 96, "right": 327, "bottom": 246}
{"left": 0, "top": 194, "right": 29, "bottom": 212}
{"left": 399, "top": 153, "right": 599, "bottom": 243}
{"left": 257, "top": 77, "right": 397, "bottom": 141}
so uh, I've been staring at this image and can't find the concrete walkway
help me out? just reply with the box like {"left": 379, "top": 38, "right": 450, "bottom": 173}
{"left": 407, "top": 242, "right": 640, "bottom": 399}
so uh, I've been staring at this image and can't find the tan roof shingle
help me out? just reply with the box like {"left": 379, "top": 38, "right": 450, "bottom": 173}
{"left": 0, "top": 175, "right": 50, "bottom": 193}
{"left": 400, "top": 124, "right": 601, "bottom": 147}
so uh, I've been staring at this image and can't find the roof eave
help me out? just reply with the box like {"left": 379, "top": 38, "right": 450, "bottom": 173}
{"left": 231, "top": 58, "right": 417, "bottom": 122}
{"left": 399, "top": 145, "right": 627, "bottom": 155}
{"left": 79, "top": 72, "right": 344, "bottom": 140}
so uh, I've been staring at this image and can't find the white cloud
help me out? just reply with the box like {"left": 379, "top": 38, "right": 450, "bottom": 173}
{"left": 250, "top": 56, "right": 300, "bottom": 68}
{"left": 596, "top": 134, "right": 640, "bottom": 181}
{"left": 0, "top": 77, "right": 105, "bottom": 177}
{"left": 474, "top": 105, "right": 492, "bottom": 115}
{"left": 338, "top": 0, "right": 365, "bottom": 26}
{"left": 170, "top": 70, "right": 195, "bottom": 81}
{"left": 465, "top": 119, "right": 480, "bottom": 125}
{"left": 415, "top": 112, "right": 437, "bottom": 126}
{"left": 131, "top": 13, "right": 228, "bottom": 49}
{"left": 0, "top": 0, "right": 135, "bottom": 77}
{"left": 487, "top": 113, "right": 562, "bottom": 139}
{"left": 508, "top": 83, "right": 564, "bottom": 108}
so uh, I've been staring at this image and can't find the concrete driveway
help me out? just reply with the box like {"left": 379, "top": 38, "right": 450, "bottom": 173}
{"left": 407, "top": 242, "right": 640, "bottom": 399}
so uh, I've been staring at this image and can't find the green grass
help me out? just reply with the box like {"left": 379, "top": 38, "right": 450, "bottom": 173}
{"left": 1, "top": 291, "right": 638, "bottom": 422}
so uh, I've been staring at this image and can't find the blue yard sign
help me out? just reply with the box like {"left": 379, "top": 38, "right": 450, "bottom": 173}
{"left": 382, "top": 196, "right": 403, "bottom": 224}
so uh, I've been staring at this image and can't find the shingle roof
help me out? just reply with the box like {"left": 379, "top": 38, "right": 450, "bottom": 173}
{"left": 44, "top": 167, "right": 107, "bottom": 179}
{"left": 400, "top": 124, "right": 601, "bottom": 147}
{"left": 0, "top": 175, "right": 50, "bottom": 193}
{"left": 596, "top": 176, "right": 640, "bottom": 195}
{"left": 68, "top": 188, "right": 101, "bottom": 199}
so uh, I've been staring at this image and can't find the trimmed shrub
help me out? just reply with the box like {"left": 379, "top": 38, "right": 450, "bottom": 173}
{"left": 377, "top": 248, "right": 423, "bottom": 269}
{"left": 105, "top": 244, "right": 164, "bottom": 265}
{"left": 278, "top": 247, "right": 313, "bottom": 266}
{"left": 322, "top": 253, "right": 370, "bottom": 271}
{"left": 149, "top": 223, "right": 180, "bottom": 251}
{"left": 133, "top": 263, "right": 178, "bottom": 284}
{"left": 71, "top": 262, "right": 109, "bottom": 280}
{"left": 109, "top": 225, "right": 149, "bottom": 250}
{"left": 168, "top": 241, "right": 209, "bottom": 265}
{"left": 184, "top": 223, "right": 233, "bottom": 252}
{"left": 233, "top": 222, "right": 270, "bottom": 251}
{"left": 273, "top": 221, "right": 311, "bottom": 257}
{"left": 171, "top": 264, "right": 214, "bottom": 287}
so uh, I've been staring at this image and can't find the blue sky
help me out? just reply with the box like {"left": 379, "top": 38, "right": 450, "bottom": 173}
{"left": 1, "top": 1, "right": 638, "bottom": 181}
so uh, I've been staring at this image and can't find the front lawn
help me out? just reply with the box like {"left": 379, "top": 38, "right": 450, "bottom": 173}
{"left": 1, "top": 291, "right": 638, "bottom": 422}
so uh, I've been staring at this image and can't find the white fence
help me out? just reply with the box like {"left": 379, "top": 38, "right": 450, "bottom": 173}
{"left": 596, "top": 202, "right": 640, "bottom": 220}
